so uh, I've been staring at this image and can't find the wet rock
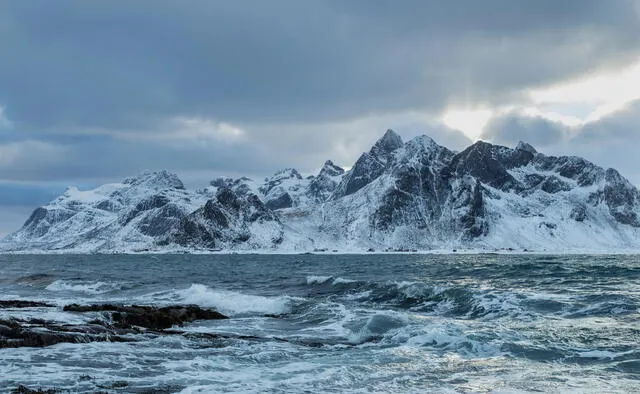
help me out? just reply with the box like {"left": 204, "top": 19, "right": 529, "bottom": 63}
{"left": 63, "top": 304, "right": 228, "bottom": 330}
{"left": 0, "top": 300, "right": 54, "bottom": 308}
{"left": 0, "top": 318, "right": 134, "bottom": 348}
{"left": 11, "top": 385, "right": 59, "bottom": 394}
{"left": 1, "top": 303, "right": 228, "bottom": 349}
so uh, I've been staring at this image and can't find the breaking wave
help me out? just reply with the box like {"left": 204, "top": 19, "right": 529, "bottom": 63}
{"left": 45, "top": 280, "right": 126, "bottom": 295}
{"left": 172, "top": 284, "right": 299, "bottom": 316}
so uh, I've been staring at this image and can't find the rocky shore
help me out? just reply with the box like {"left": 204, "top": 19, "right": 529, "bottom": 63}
{"left": 0, "top": 300, "right": 228, "bottom": 349}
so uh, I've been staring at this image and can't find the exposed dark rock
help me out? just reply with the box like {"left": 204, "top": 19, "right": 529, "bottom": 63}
{"left": 259, "top": 168, "right": 303, "bottom": 197}
{"left": 370, "top": 129, "right": 404, "bottom": 159}
{"left": 63, "top": 304, "right": 228, "bottom": 330}
{"left": 0, "top": 318, "right": 134, "bottom": 348}
{"left": 122, "top": 170, "right": 185, "bottom": 190}
{"left": 307, "top": 160, "right": 345, "bottom": 203}
{"left": 334, "top": 129, "right": 403, "bottom": 197}
{"left": 265, "top": 192, "right": 293, "bottom": 210}
{"left": 137, "top": 203, "right": 187, "bottom": 237}
{"left": 23, "top": 207, "right": 48, "bottom": 228}
{"left": 202, "top": 200, "right": 229, "bottom": 228}
{"left": 210, "top": 177, "right": 254, "bottom": 196}
{"left": 171, "top": 188, "right": 283, "bottom": 249}
{"left": 11, "top": 385, "right": 59, "bottom": 394}
{"left": 0, "top": 300, "right": 54, "bottom": 308}
{"left": 523, "top": 174, "right": 545, "bottom": 189}
{"left": 540, "top": 222, "right": 558, "bottom": 230}
{"left": 448, "top": 141, "right": 524, "bottom": 191}
{"left": 516, "top": 141, "right": 537, "bottom": 155}
{"left": 95, "top": 199, "right": 119, "bottom": 212}
{"left": 319, "top": 160, "right": 345, "bottom": 177}
{"left": 0, "top": 303, "right": 227, "bottom": 350}
{"left": 603, "top": 168, "right": 640, "bottom": 227}
{"left": 19, "top": 207, "right": 76, "bottom": 238}
{"left": 533, "top": 155, "right": 604, "bottom": 187}
{"left": 122, "top": 195, "right": 171, "bottom": 225}
{"left": 570, "top": 205, "right": 587, "bottom": 222}
{"left": 458, "top": 179, "right": 488, "bottom": 239}
{"left": 540, "top": 176, "right": 572, "bottom": 194}
{"left": 216, "top": 187, "right": 242, "bottom": 212}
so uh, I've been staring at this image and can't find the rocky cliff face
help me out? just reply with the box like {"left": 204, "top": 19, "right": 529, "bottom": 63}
{"left": 3, "top": 131, "right": 640, "bottom": 252}
{"left": 169, "top": 187, "right": 284, "bottom": 250}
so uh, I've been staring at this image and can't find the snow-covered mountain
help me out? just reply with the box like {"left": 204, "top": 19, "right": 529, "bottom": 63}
{"left": 2, "top": 130, "right": 639, "bottom": 253}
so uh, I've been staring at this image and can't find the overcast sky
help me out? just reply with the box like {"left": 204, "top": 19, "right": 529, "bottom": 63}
{"left": 1, "top": 0, "right": 640, "bottom": 235}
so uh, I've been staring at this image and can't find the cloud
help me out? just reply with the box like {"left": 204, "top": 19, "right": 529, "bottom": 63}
{"left": 0, "top": 140, "right": 64, "bottom": 166}
{"left": 480, "top": 109, "right": 572, "bottom": 147}
{"left": 0, "top": 1, "right": 639, "bottom": 132}
{"left": 0, "top": 106, "right": 11, "bottom": 129}
{"left": 0, "top": 1, "right": 638, "bottom": 197}
{"left": 480, "top": 99, "right": 640, "bottom": 184}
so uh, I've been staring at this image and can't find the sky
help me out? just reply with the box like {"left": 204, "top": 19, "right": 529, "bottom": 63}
{"left": 1, "top": 0, "right": 640, "bottom": 235}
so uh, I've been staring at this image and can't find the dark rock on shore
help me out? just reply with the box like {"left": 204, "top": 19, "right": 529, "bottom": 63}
{"left": 63, "top": 304, "right": 228, "bottom": 330}
{"left": 0, "top": 300, "right": 54, "bottom": 308}
{"left": 0, "top": 317, "right": 134, "bottom": 348}
{"left": 0, "top": 301, "right": 228, "bottom": 349}
{"left": 11, "top": 385, "right": 58, "bottom": 394}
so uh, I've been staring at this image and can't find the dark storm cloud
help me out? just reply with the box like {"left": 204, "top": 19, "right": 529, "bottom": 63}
{"left": 480, "top": 111, "right": 569, "bottom": 147}
{"left": 0, "top": 0, "right": 639, "bottom": 130}
{"left": 0, "top": 0, "right": 638, "bottom": 196}
{"left": 0, "top": 133, "right": 267, "bottom": 182}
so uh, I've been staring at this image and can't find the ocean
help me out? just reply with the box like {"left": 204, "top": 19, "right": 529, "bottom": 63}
{"left": 0, "top": 254, "right": 639, "bottom": 393}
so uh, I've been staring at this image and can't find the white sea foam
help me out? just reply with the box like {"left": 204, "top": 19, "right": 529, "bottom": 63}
{"left": 45, "top": 280, "right": 124, "bottom": 295}
{"left": 332, "top": 277, "right": 357, "bottom": 285}
{"left": 306, "top": 275, "right": 332, "bottom": 284}
{"left": 175, "top": 284, "right": 295, "bottom": 316}
{"left": 306, "top": 275, "right": 357, "bottom": 285}
{"left": 577, "top": 349, "right": 636, "bottom": 359}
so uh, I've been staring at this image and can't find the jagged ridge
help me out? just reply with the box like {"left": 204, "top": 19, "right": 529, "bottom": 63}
{"left": 2, "top": 130, "right": 639, "bottom": 252}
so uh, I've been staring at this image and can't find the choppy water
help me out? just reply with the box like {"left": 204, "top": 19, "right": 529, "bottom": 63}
{"left": 0, "top": 254, "right": 639, "bottom": 393}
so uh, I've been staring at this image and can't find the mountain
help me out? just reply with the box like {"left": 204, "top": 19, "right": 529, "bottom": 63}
{"left": 2, "top": 130, "right": 639, "bottom": 253}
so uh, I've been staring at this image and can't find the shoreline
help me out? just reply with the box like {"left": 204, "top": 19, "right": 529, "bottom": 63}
{"left": 2, "top": 248, "right": 640, "bottom": 256}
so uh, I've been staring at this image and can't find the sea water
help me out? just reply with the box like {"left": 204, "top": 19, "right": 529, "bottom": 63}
{"left": 0, "top": 254, "right": 638, "bottom": 393}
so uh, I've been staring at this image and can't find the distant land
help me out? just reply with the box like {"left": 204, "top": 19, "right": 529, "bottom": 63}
{"left": 2, "top": 130, "right": 639, "bottom": 253}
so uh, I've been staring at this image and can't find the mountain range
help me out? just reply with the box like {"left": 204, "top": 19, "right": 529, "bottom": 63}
{"left": 2, "top": 129, "right": 639, "bottom": 253}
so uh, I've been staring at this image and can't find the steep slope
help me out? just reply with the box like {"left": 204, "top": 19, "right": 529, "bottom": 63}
{"left": 333, "top": 129, "right": 403, "bottom": 198}
{"left": 1, "top": 171, "right": 207, "bottom": 252}
{"left": 168, "top": 187, "right": 284, "bottom": 250}
{"left": 280, "top": 134, "right": 640, "bottom": 251}
{"left": 306, "top": 160, "right": 345, "bottom": 203}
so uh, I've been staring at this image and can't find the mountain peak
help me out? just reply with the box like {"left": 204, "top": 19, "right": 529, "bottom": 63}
{"left": 122, "top": 170, "right": 185, "bottom": 190}
{"left": 269, "top": 168, "right": 302, "bottom": 181}
{"left": 319, "top": 160, "right": 345, "bottom": 177}
{"left": 516, "top": 141, "right": 537, "bottom": 155}
{"left": 372, "top": 129, "right": 403, "bottom": 155}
